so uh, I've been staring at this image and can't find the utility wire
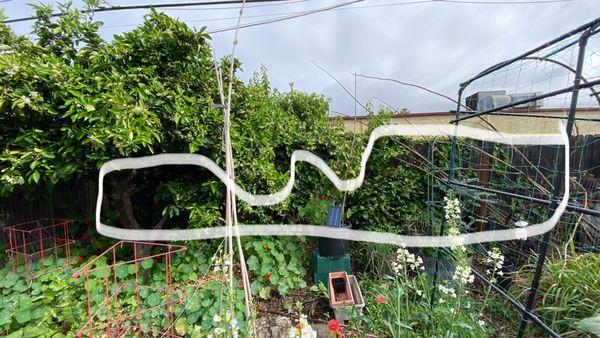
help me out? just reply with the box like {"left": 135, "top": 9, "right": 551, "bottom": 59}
{"left": 4, "top": 0, "right": 572, "bottom": 26}
{"left": 1, "top": 0, "right": 293, "bottom": 24}
{"left": 160, "top": 0, "right": 309, "bottom": 10}
{"left": 206, "top": 0, "right": 362, "bottom": 34}
{"left": 436, "top": 0, "right": 573, "bottom": 3}
{"left": 105, "top": 0, "right": 429, "bottom": 30}
{"left": 100, "top": 0, "right": 573, "bottom": 32}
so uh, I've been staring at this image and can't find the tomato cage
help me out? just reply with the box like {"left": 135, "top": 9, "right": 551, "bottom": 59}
{"left": 2, "top": 218, "right": 74, "bottom": 280}
{"left": 73, "top": 240, "right": 187, "bottom": 338}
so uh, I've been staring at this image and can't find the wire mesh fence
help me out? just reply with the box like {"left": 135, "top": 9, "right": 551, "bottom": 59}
{"left": 424, "top": 17, "right": 600, "bottom": 338}
{"left": 2, "top": 218, "right": 75, "bottom": 281}
{"left": 72, "top": 240, "right": 187, "bottom": 338}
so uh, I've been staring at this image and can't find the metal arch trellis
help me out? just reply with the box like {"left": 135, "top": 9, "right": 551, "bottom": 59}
{"left": 441, "top": 17, "right": 600, "bottom": 338}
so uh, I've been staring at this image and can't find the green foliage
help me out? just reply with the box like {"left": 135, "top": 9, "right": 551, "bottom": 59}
{"left": 179, "top": 280, "right": 246, "bottom": 335}
{"left": 576, "top": 315, "right": 600, "bottom": 336}
{"left": 514, "top": 253, "right": 600, "bottom": 337}
{"left": 0, "top": 4, "right": 215, "bottom": 196}
{"left": 244, "top": 237, "right": 308, "bottom": 298}
{"left": 298, "top": 197, "right": 330, "bottom": 224}
{"left": 345, "top": 110, "right": 427, "bottom": 234}
{"left": 0, "top": 259, "right": 85, "bottom": 336}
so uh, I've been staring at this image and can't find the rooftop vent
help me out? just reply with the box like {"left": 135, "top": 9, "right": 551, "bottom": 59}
{"left": 466, "top": 91, "right": 544, "bottom": 112}
{"left": 465, "top": 91, "right": 506, "bottom": 111}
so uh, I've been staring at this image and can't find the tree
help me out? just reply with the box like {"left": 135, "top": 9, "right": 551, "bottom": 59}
{"left": 0, "top": 3, "right": 349, "bottom": 231}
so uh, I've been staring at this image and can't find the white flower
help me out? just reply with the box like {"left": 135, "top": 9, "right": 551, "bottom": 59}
{"left": 485, "top": 247, "right": 505, "bottom": 279}
{"left": 20, "top": 95, "right": 31, "bottom": 105}
{"left": 213, "top": 314, "right": 221, "bottom": 323}
{"left": 453, "top": 264, "right": 475, "bottom": 285}
{"left": 478, "top": 319, "right": 486, "bottom": 327}
{"left": 289, "top": 314, "right": 317, "bottom": 338}
{"left": 438, "top": 284, "right": 456, "bottom": 298}
{"left": 416, "top": 290, "right": 423, "bottom": 296}
{"left": 5, "top": 65, "right": 17, "bottom": 77}
{"left": 392, "top": 245, "right": 424, "bottom": 275}
{"left": 214, "top": 327, "right": 225, "bottom": 335}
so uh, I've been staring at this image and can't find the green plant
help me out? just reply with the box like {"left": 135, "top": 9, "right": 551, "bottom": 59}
{"left": 514, "top": 252, "right": 600, "bottom": 337}
{"left": 298, "top": 197, "right": 330, "bottom": 225}
{"left": 244, "top": 237, "right": 308, "bottom": 298}
{"left": 576, "top": 314, "right": 600, "bottom": 336}
{"left": 0, "top": 258, "right": 86, "bottom": 336}
{"left": 352, "top": 242, "right": 395, "bottom": 277}
{"left": 355, "top": 248, "right": 488, "bottom": 338}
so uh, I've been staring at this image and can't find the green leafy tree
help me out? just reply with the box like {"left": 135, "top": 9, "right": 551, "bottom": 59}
{"left": 0, "top": 3, "right": 351, "bottom": 234}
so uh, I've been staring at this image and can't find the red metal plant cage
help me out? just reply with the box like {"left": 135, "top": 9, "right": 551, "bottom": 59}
{"left": 73, "top": 240, "right": 187, "bottom": 338}
{"left": 2, "top": 218, "right": 74, "bottom": 280}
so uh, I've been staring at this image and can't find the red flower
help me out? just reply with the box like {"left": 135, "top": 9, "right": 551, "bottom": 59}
{"left": 328, "top": 319, "right": 341, "bottom": 332}
{"left": 90, "top": 238, "right": 96, "bottom": 244}
{"left": 82, "top": 233, "right": 88, "bottom": 240}
{"left": 86, "top": 225, "right": 92, "bottom": 231}
{"left": 77, "top": 256, "right": 84, "bottom": 263}
{"left": 265, "top": 273, "right": 271, "bottom": 282}
{"left": 97, "top": 242, "right": 103, "bottom": 249}
{"left": 376, "top": 295, "right": 387, "bottom": 304}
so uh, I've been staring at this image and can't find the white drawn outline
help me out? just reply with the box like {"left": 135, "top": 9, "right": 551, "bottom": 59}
{"left": 95, "top": 123, "right": 569, "bottom": 247}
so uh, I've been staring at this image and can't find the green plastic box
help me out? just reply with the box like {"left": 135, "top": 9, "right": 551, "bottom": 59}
{"left": 312, "top": 248, "right": 351, "bottom": 286}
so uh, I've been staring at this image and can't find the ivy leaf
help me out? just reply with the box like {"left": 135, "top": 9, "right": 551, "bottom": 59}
{"left": 31, "top": 306, "right": 47, "bottom": 320}
{"left": 43, "top": 257, "right": 54, "bottom": 267}
{"left": 4, "top": 272, "right": 19, "bottom": 288}
{"left": 247, "top": 256, "right": 259, "bottom": 271}
{"left": 141, "top": 258, "right": 153, "bottom": 269}
{"left": 175, "top": 318, "right": 187, "bottom": 335}
{"left": 186, "top": 294, "right": 201, "bottom": 313}
{"left": 116, "top": 265, "right": 130, "bottom": 279}
{"left": 0, "top": 309, "right": 12, "bottom": 326}
{"left": 147, "top": 293, "right": 160, "bottom": 307}
{"left": 259, "top": 286, "right": 271, "bottom": 299}
{"left": 14, "top": 309, "right": 31, "bottom": 324}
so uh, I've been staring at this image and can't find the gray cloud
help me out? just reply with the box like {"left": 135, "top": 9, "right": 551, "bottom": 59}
{"left": 3, "top": 0, "right": 599, "bottom": 114}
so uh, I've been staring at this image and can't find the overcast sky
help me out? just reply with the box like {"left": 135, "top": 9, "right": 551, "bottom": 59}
{"left": 2, "top": 0, "right": 599, "bottom": 115}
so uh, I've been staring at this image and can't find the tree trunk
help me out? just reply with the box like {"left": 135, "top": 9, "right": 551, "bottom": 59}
{"left": 105, "top": 171, "right": 169, "bottom": 261}
{"left": 107, "top": 171, "right": 140, "bottom": 230}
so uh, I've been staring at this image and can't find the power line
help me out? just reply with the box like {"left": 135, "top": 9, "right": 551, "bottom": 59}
{"left": 100, "top": 0, "right": 436, "bottom": 31}
{"left": 206, "top": 0, "right": 362, "bottom": 34}
{"left": 4, "top": 0, "right": 574, "bottom": 26}
{"left": 203, "top": 0, "right": 573, "bottom": 35}
{"left": 435, "top": 0, "right": 573, "bottom": 4}
{"left": 160, "top": 0, "right": 310, "bottom": 11}
{"left": 100, "top": 0, "right": 574, "bottom": 32}
{"left": 1, "top": 0, "right": 294, "bottom": 24}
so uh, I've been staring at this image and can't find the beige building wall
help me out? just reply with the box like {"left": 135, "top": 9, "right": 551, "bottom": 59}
{"left": 335, "top": 109, "right": 600, "bottom": 136}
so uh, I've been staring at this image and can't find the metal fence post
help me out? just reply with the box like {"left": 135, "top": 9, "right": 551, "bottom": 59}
{"left": 516, "top": 25, "right": 594, "bottom": 338}
{"left": 431, "top": 86, "right": 465, "bottom": 305}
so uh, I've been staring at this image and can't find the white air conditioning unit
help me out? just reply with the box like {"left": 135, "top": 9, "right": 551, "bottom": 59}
{"left": 477, "top": 95, "right": 512, "bottom": 112}
{"left": 509, "top": 92, "right": 543, "bottom": 108}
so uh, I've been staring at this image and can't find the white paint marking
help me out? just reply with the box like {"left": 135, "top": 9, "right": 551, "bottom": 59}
{"left": 95, "top": 123, "right": 569, "bottom": 247}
